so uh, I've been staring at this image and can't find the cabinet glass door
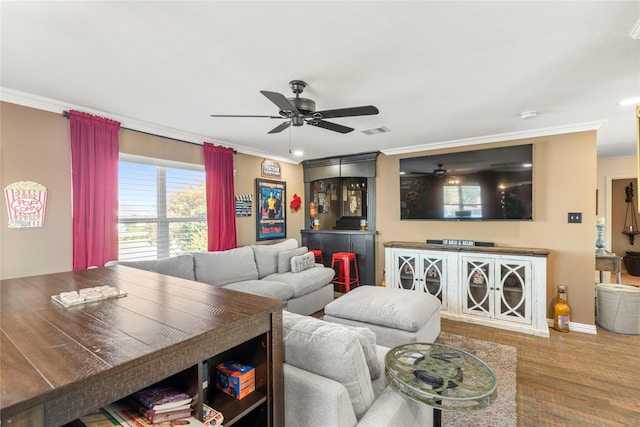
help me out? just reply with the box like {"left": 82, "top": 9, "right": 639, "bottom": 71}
{"left": 395, "top": 252, "right": 419, "bottom": 291}
{"left": 420, "top": 256, "right": 445, "bottom": 309}
{"left": 496, "top": 261, "right": 531, "bottom": 324}
{"left": 463, "top": 258, "right": 491, "bottom": 317}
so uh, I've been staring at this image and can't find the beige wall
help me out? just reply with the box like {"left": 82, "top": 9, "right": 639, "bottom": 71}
{"left": 376, "top": 132, "right": 598, "bottom": 325}
{"left": 233, "top": 153, "right": 304, "bottom": 246}
{"left": 1, "top": 103, "right": 73, "bottom": 278}
{"left": 1, "top": 101, "right": 603, "bottom": 327}
{"left": 0, "top": 102, "right": 303, "bottom": 279}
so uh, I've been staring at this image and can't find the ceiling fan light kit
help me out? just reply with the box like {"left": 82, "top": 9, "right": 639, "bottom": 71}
{"left": 211, "top": 80, "right": 379, "bottom": 134}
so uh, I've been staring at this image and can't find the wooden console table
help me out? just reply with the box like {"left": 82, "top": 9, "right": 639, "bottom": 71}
{"left": 1, "top": 266, "right": 285, "bottom": 426}
{"left": 596, "top": 252, "right": 622, "bottom": 284}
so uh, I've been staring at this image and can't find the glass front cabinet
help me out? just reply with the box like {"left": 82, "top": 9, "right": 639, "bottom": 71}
{"left": 461, "top": 255, "right": 532, "bottom": 325}
{"left": 385, "top": 242, "right": 549, "bottom": 337}
{"left": 389, "top": 250, "right": 450, "bottom": 311}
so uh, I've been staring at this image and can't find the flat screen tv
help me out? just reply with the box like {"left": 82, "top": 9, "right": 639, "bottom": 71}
{"left": 399, "top": 144, "right": 532, "bottom": 221}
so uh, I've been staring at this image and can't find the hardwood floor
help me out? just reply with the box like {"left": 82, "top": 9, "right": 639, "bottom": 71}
{"left": 441, "top": 319, "right": 640, "bottom": 426}
{"left": 324, "top": 282, "right": 640, "bottom": 426}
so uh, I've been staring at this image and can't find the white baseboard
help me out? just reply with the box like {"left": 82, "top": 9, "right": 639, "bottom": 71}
{"left": 546, "top": 319, "right": 597, "bottom": 334}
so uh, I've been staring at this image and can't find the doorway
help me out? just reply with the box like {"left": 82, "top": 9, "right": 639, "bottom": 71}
{"left": 611, "top": 178, "right": 639, "bottom": 273}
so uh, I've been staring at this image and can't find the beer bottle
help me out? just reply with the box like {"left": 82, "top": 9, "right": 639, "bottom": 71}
{"left": 553, "top": 285, "right": 570, "bottom": 332}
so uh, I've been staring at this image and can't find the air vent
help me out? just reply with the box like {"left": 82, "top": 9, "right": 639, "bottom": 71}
{"left": 361, "top": 126, "right": 390, "bottom": 135}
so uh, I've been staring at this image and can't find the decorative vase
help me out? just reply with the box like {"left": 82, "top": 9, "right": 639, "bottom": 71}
{"left": 595, "top": 224, "right": 606, "bottom": 254}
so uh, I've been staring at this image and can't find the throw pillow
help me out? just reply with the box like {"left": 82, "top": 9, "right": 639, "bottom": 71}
{"left": 277, "top": 246, "right": 308, "bottom": 273}
{"left": 290, "top": 252, "right": 315, "bottom": 273}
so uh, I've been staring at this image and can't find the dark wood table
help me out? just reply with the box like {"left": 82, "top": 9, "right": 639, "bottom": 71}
{"left": 1, "top": 266, "right": 285, "bottom": 426}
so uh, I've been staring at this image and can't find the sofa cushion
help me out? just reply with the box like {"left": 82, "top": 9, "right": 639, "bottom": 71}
{"left": 324, "top": 286, "right": 441, "bottom": 332}
{"left": 223, "top": 279, "right": 294, "bottom": 300}
{"left": 343, "top": 326, "right": 382, "bottom": 380}
{"left": 193, "top": 246, "right": 258, "bottom": 286}
{"left": 282, "top": 311, "right": 375, "bottom": 420}
{"left": 117, "top": 254, "right": 195, "bottom": 281}
{"left": 252, "top": 238, "right": 299, "bottom": 278}
{"left": 265, "top": 266, "right": 335, "bottom": 298}
{"left": 291, "top": 252, "right": 315, "bottom": 273}
{"left": 277, "top": 246, "right": 308, "bottom": 273}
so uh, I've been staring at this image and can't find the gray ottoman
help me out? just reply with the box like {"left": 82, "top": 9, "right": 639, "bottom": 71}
{"left": 323, "top": 286, "right": 441, "bottom": 348}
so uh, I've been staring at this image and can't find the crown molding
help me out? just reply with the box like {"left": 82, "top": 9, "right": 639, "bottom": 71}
{"left": 380, "top": 120, "right": 607, "bottom": 156}
{"left": 0, "top": 87, "right": 300, "bottom": 164}
{"left": 0, "top": 87, "right": 211, "bottom": 145}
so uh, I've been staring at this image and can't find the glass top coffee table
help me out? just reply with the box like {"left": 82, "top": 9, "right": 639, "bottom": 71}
{"left": 385, "top": 342, "right": 497, "bottom": 427}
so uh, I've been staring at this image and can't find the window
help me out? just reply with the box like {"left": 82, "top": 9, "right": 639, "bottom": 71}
{"left": 118, "top": 158, "right": 207, "bottom": 261}
{"left": 443, "top": 185, "right": 482, "bottom": 218}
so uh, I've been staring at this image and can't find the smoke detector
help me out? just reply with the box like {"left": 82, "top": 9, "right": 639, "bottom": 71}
{"left": 521, "top": 111, "right": 538, "bottom": 120}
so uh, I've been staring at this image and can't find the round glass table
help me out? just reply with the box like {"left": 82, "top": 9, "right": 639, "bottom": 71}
{"left": 385, "top": 342, "right": 497, "bottom": 427}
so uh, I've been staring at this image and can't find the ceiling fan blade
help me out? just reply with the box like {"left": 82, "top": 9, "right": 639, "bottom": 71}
{"left": 313, "top": 105, "right": 379, "bottom": 119}
{"left": 268, "top": 121, "right": 291, "bottom": 134}
{"left": 308, "top": 119, "right": 354, "bottom": 134}
{"left": 210, "top": 114, "right": 282, "bottom": 118}
{"left": 260, "top": 90, "right": 300, "bottom": 114}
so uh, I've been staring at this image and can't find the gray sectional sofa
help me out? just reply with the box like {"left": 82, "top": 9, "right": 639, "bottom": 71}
{"left": 283, "top": 311, "right": 433, "bottom": 426}
{"left": 112, "top": 239, "right": 336, "bottom": 316}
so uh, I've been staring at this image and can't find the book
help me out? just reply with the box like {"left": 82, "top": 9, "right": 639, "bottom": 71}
{"left": 104, "top": 401, "right": 202, "bottom": 427}
{"left": 144, "top": 408, "right": 193, "bottom": 424}
{"left": 131, "top": 385, "right": 193, "bottom": 411}
{"left": 126, "top": 396, "right": 192, "bottom": 421}
{"left": 103, "top": 401, "right": 156, "bottom": 427}
{"left": 202, "top": 404, "right": 224, "bottom": 426}
{"left": 77, "top": 409, "right": 122, "bottom": 426}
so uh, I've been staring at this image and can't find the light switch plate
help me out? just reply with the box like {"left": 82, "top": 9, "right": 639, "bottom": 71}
{"left": 568, "top": 212, "right": 582, "bottom": 223}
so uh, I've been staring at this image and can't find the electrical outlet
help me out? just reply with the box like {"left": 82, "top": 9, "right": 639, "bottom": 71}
{"left": 568, "top": 212, "right": 582, "bottom": 223}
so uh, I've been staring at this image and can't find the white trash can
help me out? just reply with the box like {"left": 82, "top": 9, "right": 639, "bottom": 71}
{"left": 596, "top": 284, "right": 640, "bottom": 334}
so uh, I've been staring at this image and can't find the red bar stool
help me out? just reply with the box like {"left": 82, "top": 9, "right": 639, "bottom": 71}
{"left": 330, "top": 252, "right": 360, "bottom": 293}
{"left": 308, "top": 249, "right": 324, "bottom": 264}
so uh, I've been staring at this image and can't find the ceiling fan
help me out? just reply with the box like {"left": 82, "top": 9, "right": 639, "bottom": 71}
{"left": 434, "top": 164, "right": 447, "bottom": 177}
{"left": 210, "top": 80, "right": 379, "bottom": 134}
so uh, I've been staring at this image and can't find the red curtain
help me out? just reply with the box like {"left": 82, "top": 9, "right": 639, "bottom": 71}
{"left": 69, "top": 110, "right": 120, "bottom": 269}
{"left": 204, "top": 142, "right": 237, "bottom": 251}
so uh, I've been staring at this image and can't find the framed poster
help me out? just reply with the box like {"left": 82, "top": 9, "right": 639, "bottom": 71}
{"left": 256, "top": 178, "right": 286, "bottom": 240}
{"left": 4, "top": 181, "right": 48, "bottom": 228}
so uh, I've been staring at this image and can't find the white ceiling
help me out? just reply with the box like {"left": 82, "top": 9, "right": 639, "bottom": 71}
{"left": 1, "top": 1, "right": 639, "bottom": 163}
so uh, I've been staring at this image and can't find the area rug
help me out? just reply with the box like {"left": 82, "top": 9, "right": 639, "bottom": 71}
{"left": 435, "top": 332, "right": 517, "bottom": 427}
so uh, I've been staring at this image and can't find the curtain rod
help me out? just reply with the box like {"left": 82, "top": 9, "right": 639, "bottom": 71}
{"left": 62, "top": 110, "right": 237, "bottom": 154}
